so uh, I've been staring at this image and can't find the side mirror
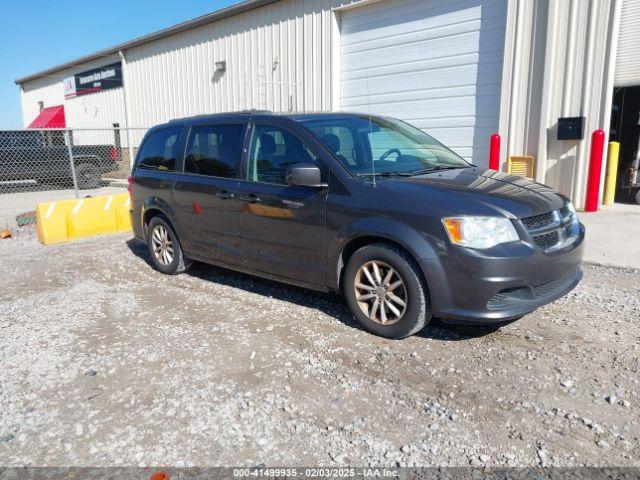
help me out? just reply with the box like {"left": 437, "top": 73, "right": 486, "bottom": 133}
{"left": 285, "top": 163, "right": 327, "bottom": 188}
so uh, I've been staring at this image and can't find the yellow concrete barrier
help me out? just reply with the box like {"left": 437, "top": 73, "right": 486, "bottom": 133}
{"left": 36, "top": 193, "right": 131, "bottom": 245}
{"left": 604, "top": 141, "right": 620, "bottom": 205}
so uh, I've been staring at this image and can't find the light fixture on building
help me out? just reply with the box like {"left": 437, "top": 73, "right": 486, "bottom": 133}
{"left": 215, "top": 61, "right": 226, "bottom": 72}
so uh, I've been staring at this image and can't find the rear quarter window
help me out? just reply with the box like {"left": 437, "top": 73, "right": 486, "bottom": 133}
{"left": 184, "top": 124, "right": 244, "bottom": 178}
{"left": 136, "top": 126, "right": 182, "bottom": 172}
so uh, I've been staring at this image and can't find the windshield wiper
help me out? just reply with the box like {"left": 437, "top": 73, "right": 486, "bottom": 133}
{"left": 356, "top": 165, "right": 470, "bottom": 178}
{"left": 404, "top": 165, "right": 470, "bottom": 175}
{"left": 355, "top": 171, "right": 415, "bottom": 177}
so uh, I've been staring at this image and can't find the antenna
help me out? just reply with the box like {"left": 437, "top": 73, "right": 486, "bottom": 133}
{"left": 364, "top": 63, "right": 376, "bottom": 186}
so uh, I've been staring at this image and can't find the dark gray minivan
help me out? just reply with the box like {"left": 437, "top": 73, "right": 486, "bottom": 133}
{"left": 130, "top": 112, "right": 584, "bottom": 339}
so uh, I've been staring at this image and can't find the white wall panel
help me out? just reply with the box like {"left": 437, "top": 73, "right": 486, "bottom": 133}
{"left": 20, "top": 79, "right": 64, "bottom": 127}
{"left": 20, "top": 0, "right": 354, "bottom": 130}
{"left": 615, "top": 0, "right": 640, "bottom": 86}
{"left": 499, "top": 0, "right": 619, "bottom": 209}
{"left": 121, "top": 0, "right": 351, "bottom": 128}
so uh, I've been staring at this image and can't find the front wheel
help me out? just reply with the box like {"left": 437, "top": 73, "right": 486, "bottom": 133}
{"left": 343, "top": 242, "right": 431, "bottom": 339}
{"left": 147, "top": 216, "right": 190, "bottom": 275}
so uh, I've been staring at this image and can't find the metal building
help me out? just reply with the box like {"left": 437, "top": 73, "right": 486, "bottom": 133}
{"left": 15, "top": 0, "right": 640, "bottom": 209}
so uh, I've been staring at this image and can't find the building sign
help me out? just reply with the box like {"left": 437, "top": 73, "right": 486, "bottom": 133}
{"left": 63, "top": 76, "right": 76, "bottom": 98}
{"left": 64, "top": 62, "right": 122, "bottom": 98}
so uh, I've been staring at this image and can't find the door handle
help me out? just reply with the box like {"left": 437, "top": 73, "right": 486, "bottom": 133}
{"left": 216, "top": 191, "right": 235, "bottom": 200}
{"left": 239, "top": 193, "right": 262, "bottom": 204}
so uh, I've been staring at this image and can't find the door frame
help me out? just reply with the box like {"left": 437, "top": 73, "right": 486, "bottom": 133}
{"left": 171, "top": 118, "right": 248, "bottom": 261}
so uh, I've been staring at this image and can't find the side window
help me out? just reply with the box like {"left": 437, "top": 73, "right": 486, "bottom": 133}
{"left": 136, "top": 126, "right": 182, "bottom": 172}
{"left": 184, "top": 124, "right": 244, "bottom": 178}
{"left": 248, "top": 125, "right": 322, "bottom": 185}
{"left": 308, "top": 125, "right": 356, "bottom": 166}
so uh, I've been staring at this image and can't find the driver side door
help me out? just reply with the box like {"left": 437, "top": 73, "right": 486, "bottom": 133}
{"left": 235, "top": 121, "right": 328, "bottom": 286}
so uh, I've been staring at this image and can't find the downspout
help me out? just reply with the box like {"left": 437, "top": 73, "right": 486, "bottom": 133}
{"left": 562, "top": 0, "right": 579, "bottom": 117}
{"left": 536, "top": 0, "right": 559, "bottom": 183}
{"left": 599, "top": 0, "right": 623, "bottom": 192}
{"left": 119, "top": 50, "right": 134, "bottom": 168}
{"left": 18, "top": 84, "right": 27, "bottom": 127}
{"left": 573, "top": 0, "right": 598, "bottom": 207}
{"left": 507, "top": 0, "right": 525, "bottom": 160}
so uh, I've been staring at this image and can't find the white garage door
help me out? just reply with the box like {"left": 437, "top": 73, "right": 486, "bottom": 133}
{"left": 340, "top": 0, "right": 507, "bottom": 165}
{"left": 615, "top": 0, "right": 640, "bottom": 87}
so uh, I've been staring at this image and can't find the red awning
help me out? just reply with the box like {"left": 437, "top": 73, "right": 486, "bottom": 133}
{"left": 28, "top": 105, "right": 66, "bottom": 128}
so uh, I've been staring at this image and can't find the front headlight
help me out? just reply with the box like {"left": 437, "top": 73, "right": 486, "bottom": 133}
{"left": 442, "top": 216, "right": 520, "bottom": 249}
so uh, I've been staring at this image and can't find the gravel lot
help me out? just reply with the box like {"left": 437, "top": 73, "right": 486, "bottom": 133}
{"left": 1, "top": 227, "right": 639, "bottom": 467}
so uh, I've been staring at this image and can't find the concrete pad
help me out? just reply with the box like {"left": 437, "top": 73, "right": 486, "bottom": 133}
{"left": 579, "top": 203, "right": 640, "bottom": 269}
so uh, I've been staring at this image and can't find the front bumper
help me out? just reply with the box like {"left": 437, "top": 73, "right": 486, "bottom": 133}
{"left": 420, "top": 224, "right": 585, "bottom": 323}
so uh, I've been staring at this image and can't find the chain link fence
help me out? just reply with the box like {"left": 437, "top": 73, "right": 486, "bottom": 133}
{"left": 0, "top": 127, "right": 148, "bottom": 228}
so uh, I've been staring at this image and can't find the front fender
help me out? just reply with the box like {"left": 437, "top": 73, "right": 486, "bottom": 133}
{"left": 328, "top": 217, "right": 448, "bottom": 308}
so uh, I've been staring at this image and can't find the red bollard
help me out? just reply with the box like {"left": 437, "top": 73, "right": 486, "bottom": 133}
{"left": 489, "top": 133, "right": 500, "bottom": 170}
{"left": 584, "top": 129, "right": 606, "bottom": 212}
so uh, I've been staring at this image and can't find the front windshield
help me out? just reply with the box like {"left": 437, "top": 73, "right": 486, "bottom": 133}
{"left": 300, "top": 115, "right": 470, "bottom": 176}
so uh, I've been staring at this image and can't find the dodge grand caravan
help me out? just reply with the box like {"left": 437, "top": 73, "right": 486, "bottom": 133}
{"left": 130, "top": 112, "right": 584, "bottom": 339}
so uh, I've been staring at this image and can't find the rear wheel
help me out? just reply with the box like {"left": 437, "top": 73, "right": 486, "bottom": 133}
{"left": 147, "top": 216, "right": 190, "bottom": 275}
{"left": 343, "top": 242, "right": 431, "bottom": 339}
{"left": 635, "top": 189, "right": 640, "bottom": 205}
{"left": 75, "top": 163, "right": 101, "bottom": 189}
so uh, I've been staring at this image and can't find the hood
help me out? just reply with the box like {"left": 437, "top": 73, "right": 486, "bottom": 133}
{"left": 369, "top": 168, "right": 566, "bottom": 218}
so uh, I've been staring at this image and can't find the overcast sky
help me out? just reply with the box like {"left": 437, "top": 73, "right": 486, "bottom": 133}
{"left": 0, "top": 0, "right": 241, "bottom": 128}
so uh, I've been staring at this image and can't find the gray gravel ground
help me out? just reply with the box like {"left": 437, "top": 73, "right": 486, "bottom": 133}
{"left": 1, "top": 227, "right": 639, "bottom": 467}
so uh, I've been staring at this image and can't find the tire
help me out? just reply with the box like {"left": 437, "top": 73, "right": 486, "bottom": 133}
{"left": 342, "top": 242, "right": 431, "bottom": 339}
{"left": 75, "top": 163, "right": 101, "bottom": 189}
{"left": 146, "top": 216, "right": 190, "bottom": 275}
{"left": 635, "top": 189, "right": 640, "bottom": 205}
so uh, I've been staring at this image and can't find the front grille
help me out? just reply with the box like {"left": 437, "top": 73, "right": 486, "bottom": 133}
{"left": 532, "top": 272, "right": 574, "bottom": 297}
{"left": 486, "top": 271, "right": 577, "bottom": 310}
{"left": 533, "top": 231, "right": 559, "bottom": 249}
{"left": 486, "top": 292, "right": 512, "bottom": 310}
{"left": 487, "top": 288, "right": 524, "bottom": 310}
{"left": 521, "top": 205, "right": 577, "bottom": 252}
{"left": 521, "top": 212, "right": 555, "bottom": 230}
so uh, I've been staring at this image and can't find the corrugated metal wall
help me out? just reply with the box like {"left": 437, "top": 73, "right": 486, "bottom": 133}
{"left": 20, "top": 0, "right": 353, "bottom": 131}
{"left": 498, "top": 0, "right": 619, "bottom": 209}
{"left": 123, "top": 0, "right": 347, "bottom": 127}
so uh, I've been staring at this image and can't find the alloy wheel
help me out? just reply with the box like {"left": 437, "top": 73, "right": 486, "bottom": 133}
{"left": 354, "top": 260, "right": 407, "bottom": 325}
{"left": 151, "top": 224, "right": 174, "bottom": 266}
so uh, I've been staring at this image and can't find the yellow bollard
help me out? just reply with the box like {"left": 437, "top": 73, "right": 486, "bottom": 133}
{"left": 604, "top": 142, "right": 620, "bottom": 205}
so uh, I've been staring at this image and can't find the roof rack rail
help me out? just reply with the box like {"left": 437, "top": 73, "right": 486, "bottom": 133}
{"left": 166, "top": 110, "right": 274, "bottom": 123}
